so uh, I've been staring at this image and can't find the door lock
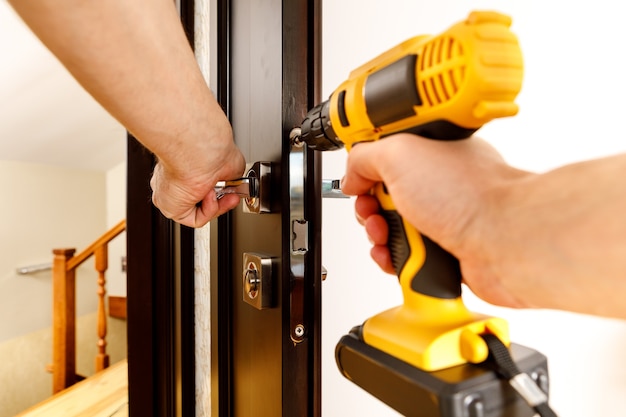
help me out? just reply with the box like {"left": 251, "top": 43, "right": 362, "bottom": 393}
{"left": 244, "top": 267, "right": 260, "bottom": 299}
{"left": 242, "top": 252, "right": 274, "bottom": 310}
{"left": 243, "top": 161, "right": 274, "bottom": 214}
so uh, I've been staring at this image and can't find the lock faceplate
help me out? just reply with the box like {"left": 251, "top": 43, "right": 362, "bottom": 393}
{"left": 242, "top": 252, "right": 274, "bottom": 310}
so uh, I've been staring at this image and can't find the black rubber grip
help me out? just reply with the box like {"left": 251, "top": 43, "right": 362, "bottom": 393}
{"left": 383, "top": 209, "right": 411, "bottom": 275}
{"left": 382, "top": 209, "right": 461, "bottom": 299}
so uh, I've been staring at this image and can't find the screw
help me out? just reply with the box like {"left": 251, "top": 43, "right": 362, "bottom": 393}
{"left": 289, "top": 128, "right": 304, "bottom": 148}
{"left": 294, "top": 324, "right": 305, "bottom": 338}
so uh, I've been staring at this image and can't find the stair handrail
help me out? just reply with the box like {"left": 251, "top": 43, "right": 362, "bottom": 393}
{"left": 65, "top": 221, "right": 126, "bottom": 271}
{"left": 50, "top": 219, "right": 126, "bottom": 394}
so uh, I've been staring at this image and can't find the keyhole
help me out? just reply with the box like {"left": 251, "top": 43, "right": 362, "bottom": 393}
{"left": 244, "top": 263, "right": 260, "bottom": 299}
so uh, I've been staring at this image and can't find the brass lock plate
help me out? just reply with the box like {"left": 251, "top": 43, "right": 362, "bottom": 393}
{"left": 242, "top": 252, "right": 274, "bottom": 310}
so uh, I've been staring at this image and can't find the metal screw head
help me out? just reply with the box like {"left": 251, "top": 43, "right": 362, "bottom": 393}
{"left": 289, "top": 127, "right": 304, "bottom": 148}
{"left": 294, "top": 324, "right": 305, "bottom": 337}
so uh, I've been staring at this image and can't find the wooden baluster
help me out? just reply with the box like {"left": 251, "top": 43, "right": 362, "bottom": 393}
{"left": 52, "top": 248, "right": 77, "bottom": 394}
{"left": 95, "top": 245, "right": 110, "bottom": 372}
{"left": 49, "top": 221, "right": 124, "bottom": 392}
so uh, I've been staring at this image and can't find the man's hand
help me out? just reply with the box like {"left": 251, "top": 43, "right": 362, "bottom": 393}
{"left": 341, "top": 134, "right": 534, "bottom": 310}
{"left": 150, "top": 138, "right": 245, "bottom": 228}
{"left": 341, "top": 134, "right": 519, "bottom": 256}
{"left": 342, "top": 133, "right": 626, "bottom": 319}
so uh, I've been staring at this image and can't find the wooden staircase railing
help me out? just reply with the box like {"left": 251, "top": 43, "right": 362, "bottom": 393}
{"left": 49, "top": 220, "right": 126, "bottom": 394}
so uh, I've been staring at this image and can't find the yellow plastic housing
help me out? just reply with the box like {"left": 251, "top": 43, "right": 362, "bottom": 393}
{"left": 351, "top": 10, "right": 522, "bottom": 371}
{"left": 329, "top": 10, "right": 523, "bottom": 150}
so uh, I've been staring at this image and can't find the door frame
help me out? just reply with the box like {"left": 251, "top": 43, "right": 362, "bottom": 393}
{"left": 125, "top": 1, "right": 322, "bottom": 415}
{"left": 125, "top": 1, "right": 196, "bottom": 415}
{"left": 210, "top": 0, "right": 323, "bottom": 415}
{"left": 126, "top": 136, "right": 196, "bottom": 417}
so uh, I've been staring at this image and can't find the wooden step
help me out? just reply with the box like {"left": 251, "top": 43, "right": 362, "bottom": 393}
{"left": 17, "top": 359, "right": 128, "bottom": 417}
{"left": 108, "top": 296, "right": 127, "bottom": 320}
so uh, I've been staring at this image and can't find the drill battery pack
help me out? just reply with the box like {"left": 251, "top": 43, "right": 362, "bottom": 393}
{"left": 336, "top": 327, "right": 550, "bottom": 417}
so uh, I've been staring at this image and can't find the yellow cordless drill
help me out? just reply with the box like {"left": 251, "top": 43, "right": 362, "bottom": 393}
{"left": 292, "top": 11, "right": 557, "bottom": 417}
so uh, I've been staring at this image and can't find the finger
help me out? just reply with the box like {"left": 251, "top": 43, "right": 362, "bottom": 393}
{"left": 190, "top": 190, "right": 219, "bottom": 227}
{"left": 341, "top": 142, "right": 385, "bottom": 196}
{"left": 370, "top": 245, "right": 395, "bottom": 275}
{"left": 215, "top": 193, "right": 242, "bottom": 216}
{"left": 194, "top": 191, "right": 240, "bottom": 227}
{"left": 354, "top": 194, "right": 380, "bottom": 224}
{"left": 364, "top": 214, "right": 388, "bottom": 246}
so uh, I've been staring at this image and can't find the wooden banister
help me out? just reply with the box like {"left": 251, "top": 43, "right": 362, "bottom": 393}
{"left": 50, "top": 220, "right": 126, "bottom": 394}
{"left": 94, "top": 245, "right": 109, "bottom": 372}
{"left": 52, "top": 249, "right": 77, "bottom": 392}
{"left": 66, "top": 220, "right": 126, "bottom": 271}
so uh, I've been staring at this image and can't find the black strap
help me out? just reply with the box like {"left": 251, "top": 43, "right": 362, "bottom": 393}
{"left": 480, "top": 333, "right": 558, "bottom": 417}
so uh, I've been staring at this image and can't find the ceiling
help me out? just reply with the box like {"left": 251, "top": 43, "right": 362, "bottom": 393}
{"left": 0, "top": 2, "right": 126, "bottom": 173}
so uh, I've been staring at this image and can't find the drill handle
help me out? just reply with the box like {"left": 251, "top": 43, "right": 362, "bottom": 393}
{"left": 375, "top": 183, "right": 462, "bottom": 299}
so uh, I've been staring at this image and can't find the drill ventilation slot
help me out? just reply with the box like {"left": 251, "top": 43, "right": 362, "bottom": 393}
{"left": 419, "top": 36, "right": 465, "bottom": 107}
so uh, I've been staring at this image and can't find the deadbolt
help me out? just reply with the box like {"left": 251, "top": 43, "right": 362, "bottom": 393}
{"left": 242, "top": 252, "right": 274, "bottom": 310}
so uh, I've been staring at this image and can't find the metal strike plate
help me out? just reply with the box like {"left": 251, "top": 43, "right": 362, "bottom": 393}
{"left": 243, "top": 162, "right": 273, "bottom": 214}
{"left": 242, "top": 252, "right": 274, "bottom": 310}
{"left": 321, "top": 179, "right": 348, "bottom": 198}
{"left": 289, "top": 130, "right": 307, "bottom": 344}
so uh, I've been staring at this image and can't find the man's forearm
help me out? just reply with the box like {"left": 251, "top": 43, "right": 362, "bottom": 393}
{"left": 9, "top": 0, "right": 231, "bottom": 175}
{"left": 474, "top": 152, "right": 626, "bottom": 318}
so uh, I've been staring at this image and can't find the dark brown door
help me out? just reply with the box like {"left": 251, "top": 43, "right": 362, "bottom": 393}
{"left": 125, "top": 1, "right": 321, "bottom": 416}
{"left": 211, "top": 1, "right": 322, "bottom": 416}
{"left": 125, "top": 3, "right": 196, "bottom": 416}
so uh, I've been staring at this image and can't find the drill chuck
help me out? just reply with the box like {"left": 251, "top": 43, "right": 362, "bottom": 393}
{"left": 299, "top": 100, "right": 344, "bottom": 151}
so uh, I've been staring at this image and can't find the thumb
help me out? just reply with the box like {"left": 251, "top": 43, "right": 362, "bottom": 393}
{"left": 341, "top": 141, "right": 385, "bottom": 196}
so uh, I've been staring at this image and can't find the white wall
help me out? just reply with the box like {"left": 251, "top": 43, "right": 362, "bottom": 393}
{"left": 321, "top": 1, "right": 626, "bottom": 416}
{"left": 106, "top": 161, "right": 127, "bottom": 296}
{"left": 0, "top": 160, "right": 106, "bottom": 342}
{"left": 0, "top": 160, "right": 107, "bottom": 415}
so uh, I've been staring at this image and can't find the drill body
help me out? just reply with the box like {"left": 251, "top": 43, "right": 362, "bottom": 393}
{"left": 300, "top": 10, "right": 523, "bottom": 152}
{"left": 296, "top": 11, "right": 553, "bottom": 417}
{"left": 300, "top": 10, "right": 523, "bottom": 371}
